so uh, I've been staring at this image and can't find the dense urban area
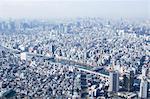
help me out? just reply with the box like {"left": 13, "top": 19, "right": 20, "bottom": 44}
{"left": 0, "top": 18, "right": 150, "bottom": 99}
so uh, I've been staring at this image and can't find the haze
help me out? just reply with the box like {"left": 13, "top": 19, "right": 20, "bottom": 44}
{"left": 0, "top": 0, "right": 149, "bottom": 19}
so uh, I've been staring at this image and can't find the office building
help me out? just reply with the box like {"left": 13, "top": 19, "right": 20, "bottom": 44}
{"left": 123, "top": 69, "right": 134, "bottom": 92}
{"left": 108, "top": 71, "right": 119, "bottom": 93}
{"left": 80, "top": 72, "right": 89, "bottom": 98}
{"left": 142, "top": 66, "right": 148, "bottom": 77}
{"left": 20, "top": 52, "right": 27, "bottom": 60}
{"left": 139, "top": 77, "right": 148, "bottom": 99}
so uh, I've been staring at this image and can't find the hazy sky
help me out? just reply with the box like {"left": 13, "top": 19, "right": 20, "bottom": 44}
{"left": 0, "top": 0, "right": 149, "bottom": 19}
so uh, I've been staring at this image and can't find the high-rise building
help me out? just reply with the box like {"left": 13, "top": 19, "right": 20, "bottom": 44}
{"left": 73, "top": 74, "right": 81, "bottom": 98}
{"left": 109, "top": 71, "right": 119, "bottom": 93}
{"left": 52, "top": 45, "right": 55, "bottom": 57}
{"left": 139, "top": 77, "right": 148, "bottom": 99}
{"left": 123, "top": 69, "right": 134, "bottom": 92}
{"left": 142, "top": 66, "right": 148, "bottom": 77}
{"left": 20, "top": 52, "right": 27, "bottom": 60}
{"left": 80, "top": 72, "right": 89, "bottom": 98}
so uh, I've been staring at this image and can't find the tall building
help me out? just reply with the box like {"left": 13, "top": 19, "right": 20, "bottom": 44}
{"left": 73, "top": 74, "right": 81, "bottom": 98}
{"left": 20, "top": 52, "right": 27, "bottom": 60}
{"left": 109, "top": 71, "right": 119, "bottom": 93}
{"left": 142, "top": 66, "right": 148, "bottom": 77}
{"left": 139, "top": 77, "right": 148, "bottom": 99}
{"left": 123, "top": 69, "right": 134, "bottom": 92}
{"left": 80, "top": 72, "right": 89, "bottom": 98}
{"left": 52, "top": 45, "right": 55, "bottom": 57}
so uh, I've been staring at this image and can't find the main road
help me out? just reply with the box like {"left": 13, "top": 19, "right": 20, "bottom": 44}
{"left": 1, "top": 45, "right": 109, "bottom": 79}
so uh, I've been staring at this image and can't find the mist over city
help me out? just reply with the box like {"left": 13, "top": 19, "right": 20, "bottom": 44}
{"left": 0, "top": 0, "right": 150, "bottom": 98}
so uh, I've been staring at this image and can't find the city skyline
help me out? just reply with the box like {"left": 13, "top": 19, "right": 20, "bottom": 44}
{"left": 0, "top": 0, "right": 150, "bottom": 98}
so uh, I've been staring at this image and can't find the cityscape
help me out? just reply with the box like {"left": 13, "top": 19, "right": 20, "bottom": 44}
{"left": 0, "top": 0, "right": 150, "bottom": 99}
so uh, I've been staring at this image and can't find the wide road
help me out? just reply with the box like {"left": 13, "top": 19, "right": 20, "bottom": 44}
{"left": 1, "top": 45, "right": 109, "bottom": 79}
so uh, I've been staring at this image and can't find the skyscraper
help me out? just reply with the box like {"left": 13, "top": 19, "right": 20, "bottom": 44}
{"left": 109, "top": 71, "right": 119, "bottom": 93}
{"left": 52, "top": 45, "right": 55, "bottom": 57}
{"left": 122, "top": 69, "right": 134, "bottom": 92}
{"left": 139, "top": 77, "right": 148, "bottom": 99}
{"left": 142, "top": 66, "right": 148, "bottom": 77}
{"left": 80, "top": 72, "right": 89, "bottom": 98}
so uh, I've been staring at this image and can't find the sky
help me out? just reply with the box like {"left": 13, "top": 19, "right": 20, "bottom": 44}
{"left": 0, "top": 0, "right": 149, "bottom": 19}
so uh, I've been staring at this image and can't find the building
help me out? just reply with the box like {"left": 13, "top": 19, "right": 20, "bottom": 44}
{"left": 123, "top": 69, "right": 134, "bottom": 92}
{"left": 139, "top": 77, "right": 148, "bottom": 99}
{"left": 80, "top": 72, "right": 89, "bottom": 98}
{"left": 117, "top": 92, "right": 137, "bottom": 99}
{"left": 52, "top": 45, "right": 55, "bottom": 56}
{"left": 142, "top": 66, "right": 148, "bottom": 77}
{"left": 20, "top": 52, "right": 27, "bottom": 60}
{"left": 108, "top": 71, "right": 119, "bottom": 93}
